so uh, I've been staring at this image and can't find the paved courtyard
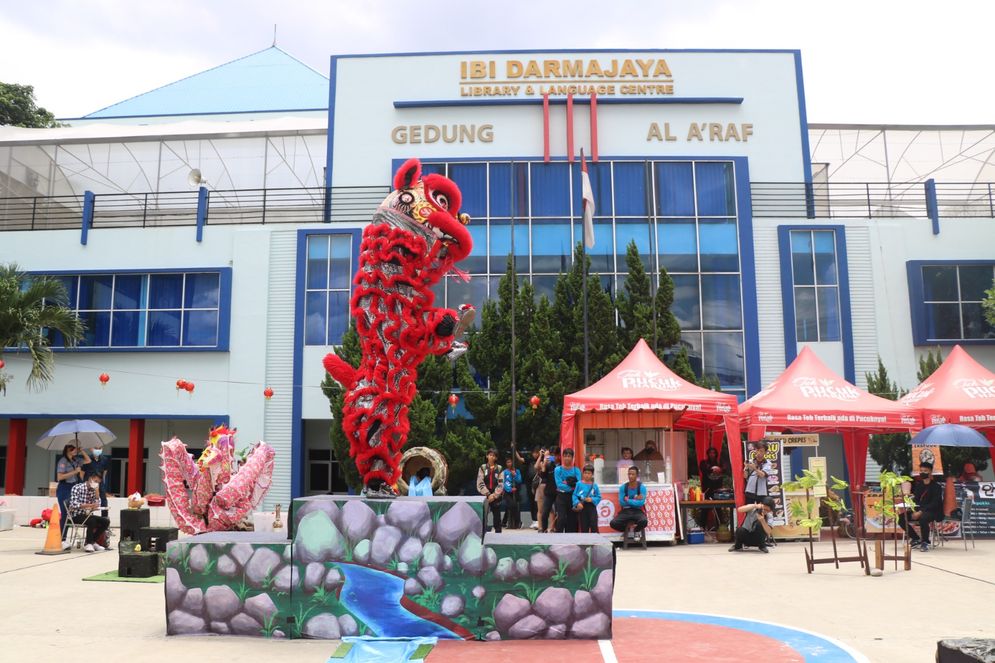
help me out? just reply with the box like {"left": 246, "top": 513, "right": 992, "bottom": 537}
{"left": 1, "top": 526, "right": 992, "bottom": 662}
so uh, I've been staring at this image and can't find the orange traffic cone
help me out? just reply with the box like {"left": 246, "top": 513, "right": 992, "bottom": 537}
{"left": 36, "top": 502, "right": 69, "bottom": 555}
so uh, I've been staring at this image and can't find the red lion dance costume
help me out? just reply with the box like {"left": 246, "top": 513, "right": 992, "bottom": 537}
{"left": 323, "top": 158, "right": 472, "bottom": 496}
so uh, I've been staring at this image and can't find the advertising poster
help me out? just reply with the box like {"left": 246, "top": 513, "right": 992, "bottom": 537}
{"left": 937, "top": 482, "right": 995, "bottom": 539}
{"left": 911, "top": 445, "right": 944, "bottom": 475}
{"left": 746, "top": 440, "right": 784, "bottom": 525}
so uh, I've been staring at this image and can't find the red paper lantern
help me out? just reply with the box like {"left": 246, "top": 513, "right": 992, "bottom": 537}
{"left": 263, "top": 387, "right": 274, "bottom": 400}
{"left": 184, "top": 382, "right": 195, "bottom": 393}
{"left": 447, "top": 393, "right": 459, "bottom": 408}
{"left": 176, "top": 379, "right": 187, "bottom": 391}
{"left": 98, "top": 373, "right": 110, "bottom": 385}
{"left": 529, "top": 395, "right": 541, "bottom": 410}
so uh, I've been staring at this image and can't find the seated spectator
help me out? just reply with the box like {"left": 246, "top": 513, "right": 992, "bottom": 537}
{"left": 69, "top": 470, "right": 111, "bottom": 553}
{"left": 957, "top": 462, "right": 982, "bottom": 483}
{"left": 610, "top": 466, "right": 648, "bottom": 533}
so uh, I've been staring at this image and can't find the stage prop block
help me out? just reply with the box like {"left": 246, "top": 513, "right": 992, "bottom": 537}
{"left": 120, "top": 551, "right": 160, "bottom": 578}
{"left": 165, "top": 496, "right": 615, "bottom": 640}
{"left": 120, "top": 508, "right": 151, "bottom": 541}
{"left": 140, "top": 526, "right": 179, "bottom": 553}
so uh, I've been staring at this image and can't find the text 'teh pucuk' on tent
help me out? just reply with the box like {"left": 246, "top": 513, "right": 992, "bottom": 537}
{"left": 561, "top": 339, "right": 745, "bottom": 506}
{"left": 899, "top": 344, "right": 995, "bottom": 468}
{"left": 739, "top": 346, "right": 921, "bottom": 504}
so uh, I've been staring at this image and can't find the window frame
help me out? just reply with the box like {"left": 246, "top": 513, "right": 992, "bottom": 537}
{"left": 29, "top": 268, "right": 231, "bottom": 352}
{"left": 908, "top": 260, "right": 995, "bottom": 344}
{"left": 788, "top": 229, "right": 842, "bottom": 343}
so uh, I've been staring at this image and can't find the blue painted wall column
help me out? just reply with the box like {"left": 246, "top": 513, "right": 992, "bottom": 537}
{"left": 925, "top": 178, "right": 939, "bottom": 235}
{"left": 80, "top": 191, "right": 94, "bottom": 245}
{"left": 196, "top": 186, "right": 209, "bottom": 242}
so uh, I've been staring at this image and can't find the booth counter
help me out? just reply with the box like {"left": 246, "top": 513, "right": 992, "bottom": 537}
{"left": 596, "top": 482, "right": 679, "bottom": 542}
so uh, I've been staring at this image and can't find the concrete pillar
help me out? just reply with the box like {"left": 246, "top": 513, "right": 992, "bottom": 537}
{"left": 127, "top": 419, "right": 145, "bottom": 495}
{"left": 3, "top": 419, "right": 27, "bottom": 494}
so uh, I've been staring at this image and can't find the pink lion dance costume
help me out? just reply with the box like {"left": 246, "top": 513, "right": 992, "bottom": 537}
{"left": 160, "top": 425, "right": 275, "bottom": 534}
{"left": 323, "top": 158, "right": 472, "bottom": 496}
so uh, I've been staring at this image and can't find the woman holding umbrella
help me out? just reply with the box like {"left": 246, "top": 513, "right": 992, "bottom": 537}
{"left": 55, "top": 444, "right": 90, "bottom": 545}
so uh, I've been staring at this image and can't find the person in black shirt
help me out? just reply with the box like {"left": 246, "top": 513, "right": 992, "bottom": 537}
{"left": 536, "top": 447, "right": 559, "bottom": 533}
{"left": 899, "top": 461, "right": 944, "bottom": 552}
{"left": 698, "top": 446, "right": 729, "bottom": 499}
{"left": 729, "top": 497, "right": 775, "bottom": 553}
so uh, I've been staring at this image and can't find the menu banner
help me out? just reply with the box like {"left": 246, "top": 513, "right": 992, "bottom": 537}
{"left": 747, "top": 440, "right": 785, "bottom": 525}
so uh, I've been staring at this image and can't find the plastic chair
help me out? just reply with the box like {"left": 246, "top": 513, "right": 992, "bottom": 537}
{"left": 61, "top": 500, "right": 91, "bottom": 551}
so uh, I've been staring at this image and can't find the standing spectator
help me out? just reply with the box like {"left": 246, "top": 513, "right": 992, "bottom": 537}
{"left": 572, "top": 464, "right": 602, "bottom": 533}
{"left": 536, "top": 447, "right": 558, "bottom": 533}
{"left": 633, "top": 440, "right": 663, "bottom": 461}
{"left": 744, "top": 441, "right": 771, "bottom": 504}
{"left": 55, "top": 444, "right": 90, "bottom": 548}
{"left": 610, "top": 466, "right": 649, "bottom": 533}
{"left": 83, "top": 446, "right": 111, "bottom": 508}
{"left": 69, "top": 470, "right": 110, "bottom": 552}
{"left": 476, "top": 449, "right": 504, "bottom": 533}
{"left": 553, "top": 448, "right": 582, "bottom": 533}
{"left": 525, "top": 446, "right": 541, "bottom": 528}
{"left": 501, "top": 455, "right": 523, "bottom": 529}
{"left": 408, "top": 467, "right": 433, "bottom": 496}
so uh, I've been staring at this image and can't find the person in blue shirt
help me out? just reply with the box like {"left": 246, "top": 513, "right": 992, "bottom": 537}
{"left": 553, "top": 448, "right": 582, "bottom": 533}
{"left": 572, "top": 464, "right": 602, "bottom": 533}
{"left": 501, "top": 456, "right": 523, "bottom": 529}
{"left": 408, "top": 467, "right": 433, "bottom": 496}
{"left": 610, "top": 465, "right": 649, "bottom": 534}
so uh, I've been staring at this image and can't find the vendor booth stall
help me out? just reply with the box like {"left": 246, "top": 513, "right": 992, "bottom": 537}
{"left": 739, "top": 347, "right": 920, "bottom": 532}
{"left": 899, "top": 345, "right": 995, "bottom": 538}
{"left": 899, "top": 345, "right": 995, "bottom": 468}
{"left": 561, "top": 339, "right": 743, "bottom": 541}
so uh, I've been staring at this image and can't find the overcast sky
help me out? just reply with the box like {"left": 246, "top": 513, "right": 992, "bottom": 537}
{"left": 3, "top": 0, "right": 993, "bottom": 124}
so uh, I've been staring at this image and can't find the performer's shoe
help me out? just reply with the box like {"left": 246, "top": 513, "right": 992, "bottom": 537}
{"left": 362, "top": 483, "right": 398, "bottom": 499}
{"left": 446, "top": 341, "right": 468, "bottom": 362}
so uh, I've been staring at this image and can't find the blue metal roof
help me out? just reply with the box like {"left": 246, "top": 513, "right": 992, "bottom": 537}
{"left": 83, "top": 47, "right": 328, "bottom": 119}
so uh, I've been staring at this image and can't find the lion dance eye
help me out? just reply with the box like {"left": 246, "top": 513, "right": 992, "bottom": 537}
{"left": 431, "top": 191, "right": 449, "bottom": 210}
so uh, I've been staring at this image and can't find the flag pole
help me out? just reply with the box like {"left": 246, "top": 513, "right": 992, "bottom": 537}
{"left": 581, "top": 149, "right": 590, "bottom": 387}
{"left": 646, "top": 160, "right": 658, "bottom": 354}
{"left": 510, "top": 161, "right": 517, "bottom": 473}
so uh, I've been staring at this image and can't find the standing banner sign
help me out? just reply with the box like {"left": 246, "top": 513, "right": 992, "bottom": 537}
{"left": 746, "top": 440, "right": 784, "bottom": 525}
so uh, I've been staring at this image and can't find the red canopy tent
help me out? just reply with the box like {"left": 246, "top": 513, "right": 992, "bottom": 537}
{"left": 561, "top": 339, "right": 745, "bottom": 506}
{"left": 739, "top": 346, "right": 921, "bottom": 502}
{"left": 899, "top": 345, "right": 995, "bottom": 469}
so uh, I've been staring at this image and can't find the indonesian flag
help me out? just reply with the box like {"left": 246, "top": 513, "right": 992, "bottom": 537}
{"left": 580, "top": 148, "right": 595, "bottom": 248}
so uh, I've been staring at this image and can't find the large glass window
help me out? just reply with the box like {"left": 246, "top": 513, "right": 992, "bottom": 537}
{"left": 422, "top": 159, "right": 746, "bottom": 393}
{"left": 790, "top": 230, "right": 841, "bottom": 342}
{"left": 920, "top": 264, "right": 995, "bottom": 341}
{"left": 47, "top": 271, "right": 224, "bottom": 349}
{"left": 305, "top": 234, "right": 354, "bottom": 346}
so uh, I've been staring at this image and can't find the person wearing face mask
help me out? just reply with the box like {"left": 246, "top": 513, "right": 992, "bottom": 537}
{"left": 55, "top": 444, "right": 90, "bottom": 548}
{"left": 83, "top": 446, "right": 111, "bottom": 514}
{"left": 68, "top": 470, "right": 111, "bottom": 552}
{"left": 899, "top": 461, "right": 944, "bottom": 552}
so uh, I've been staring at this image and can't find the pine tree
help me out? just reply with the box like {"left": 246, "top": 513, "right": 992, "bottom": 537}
{"left": 917, "top": 348, "right": 944, "bottom": 383}
{"left": 321, "top": 323, "right": 363, "bottom": 491}
{"left": 865, "top": 358, "right": 911, "bottom": 474}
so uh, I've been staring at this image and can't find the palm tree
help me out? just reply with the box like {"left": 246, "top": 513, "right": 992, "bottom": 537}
{"left": 0, "top": 263, "right": 84, "bottom": 393}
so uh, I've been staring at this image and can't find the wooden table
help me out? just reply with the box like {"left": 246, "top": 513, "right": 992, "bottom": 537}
{"left": 678, "top": 499, "right": 737, "bottom": 539}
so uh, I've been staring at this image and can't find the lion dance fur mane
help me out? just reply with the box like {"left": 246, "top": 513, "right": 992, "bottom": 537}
{"left": 160, "top": 425, "right": 275, "bottom": 534}
{"left": 323, "top": 158, "right": 472, "bottom": 490}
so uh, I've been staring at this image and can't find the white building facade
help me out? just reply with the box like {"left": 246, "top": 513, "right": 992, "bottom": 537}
{"left": 2, "top": 48, "right": 994, "bottom": 507}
